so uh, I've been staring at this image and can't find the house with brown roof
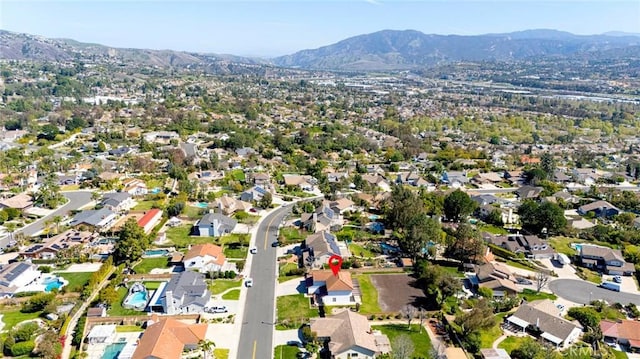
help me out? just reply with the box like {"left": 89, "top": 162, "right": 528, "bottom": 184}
{"left": 132, "top": 317, "right": 207, "bottom": 359}
{"left": 310, "top": 309, "right": 390, "bottom": 358}
{"left": 214, "top": 195, "right": 252, "bottom": 215}
{"left": 122, "top": 178, "right": 148, "bottom": 196}
{"left": 302, "top": 231, "right": 350, "bottom": 269}
{"left": 283, "top": 174, "right": 316, "bottom": 191}
{"left": 0, "top": 193, "right": 33, "bottom": 211}
{"left": 473, "top": 262, "right": 520, "bottom": 297}
{"left": 183, "top": 243, "right": 233, "bottom": 273}
{"left": 578, "top": 244, "right": 635, "bottom": 276}
{"left": 601, "top": 319, "right": 640, "bottom": 351}
{"left": 307, "top": 270, "right": 358, "bottom": 306}
{"left": 506, "top": 300, "right": 582, "bottom": 348}
{"left": 20, "top": 230, "right": 98, "bottom": 260}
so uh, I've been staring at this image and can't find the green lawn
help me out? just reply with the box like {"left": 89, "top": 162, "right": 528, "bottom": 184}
{"left": 214, "top": 348, "right": 230, "bottom": 359}
{"left": 480, "top": 224, "right": 509, "bottom": 235}
{"left": 223, "top": 243, "right": 248, "bottom": 259}
{"left": 116, "top": 325, "right": 143, "bottom": 332}
{"left": 349, "top": 243, "right": 377, "bottom": 258}
{"left": 133, "top": 257, "right": 169, "bottom": 274}
{"left": 498, "top": 336, "right": 535, "bottom": 353}
{"left": 133, "top": 200, "right": 158, "bottom": 211}
{"left": 576, "top": 267, "right": 602, "bottom": 284}
{"left": 184, "top": 206, "right": 205, "bottom": 220}
{"left": 276, "top": 294, "right": 317, "bottom": 329}
{"left": 372, "top": 324, "right": 431, "bottom": 358}
{"left": 143, "top": 281, "right": 164, "bottom": 290}
{"left": 505, "top": 259, "right": 536, "bottom": 271}
{"left": 440, "top": 265, "right": 465, "bottom": 277}
{"left": 612, "top": 349, "right": 628, "bottom": 359}
{"left": 354, "top": 274, "right": 381, "bottom": 313}
{"left": 520, "top": 289, "right": 558, "bottom": 302}
{"left": 478, "top": 312, "right": 511, "bottom": 348}
{"left": 279, "top": 262, "right": 299, "bottom": 277}
{"left": 108, "top": 287, "right": 145, "bottom": 316}
{"left": 166, "top": 225, "right": 214, "bottom": 248}
{"left": 549, "top": 236, "right": 616, "bottom": 257}
{"left": 210, "top": 279, "right": 242, "bottom": 295}
{"left": 273, "top": 345, "right": 299, "bottom": 359}
{"left": 57, "top": 272, "right": 93, "bottom": 292}
{"left": 279, "top": 227, "right": 305, "bottom": 244}
{"left": 229, "top": 169, "right": 246, "bottom": 182}
{"left": 222, "top": 289, "right": 240, "bottom": 300}
{"left": 0, "top": 310, "right": 42, "bottom": 329}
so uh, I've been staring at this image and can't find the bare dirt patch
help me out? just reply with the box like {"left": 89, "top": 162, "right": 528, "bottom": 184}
{"left": 370, "top": 273, "right": 426, "bottom": 312}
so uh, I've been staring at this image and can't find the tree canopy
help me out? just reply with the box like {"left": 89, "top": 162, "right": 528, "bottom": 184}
{"left": 443, "top": 189, "right": 476, "bottom": 222}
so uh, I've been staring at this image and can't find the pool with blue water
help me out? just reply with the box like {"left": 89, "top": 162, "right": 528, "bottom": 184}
{"left": 102, "top": 343, "right": 125, "bottom": 359}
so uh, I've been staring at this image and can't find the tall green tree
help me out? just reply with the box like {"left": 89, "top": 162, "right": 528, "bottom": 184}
{"left": 443, "top": 189, "right": 476, "bottom": 222}
{"left": 113, "top": 218, "right": 148, "bottom": 264}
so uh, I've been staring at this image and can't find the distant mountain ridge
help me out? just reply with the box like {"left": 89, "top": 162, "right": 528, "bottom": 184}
{"left": 1, "top": 28, "right": 639, "bottom": 72}
{"left": 273, "top": 29, "right": 640, "bottom": 71}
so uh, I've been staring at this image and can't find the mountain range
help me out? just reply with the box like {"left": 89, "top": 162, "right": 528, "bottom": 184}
{"left": 1, "top": 29, "right": 639, "bottom": 71}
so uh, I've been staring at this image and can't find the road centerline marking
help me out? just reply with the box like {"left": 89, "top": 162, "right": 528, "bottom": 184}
{"left": 252, "top": 340, "right": 257, "bottom": 359}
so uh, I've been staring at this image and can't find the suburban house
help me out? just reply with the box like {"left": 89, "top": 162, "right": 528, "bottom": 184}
{"left": 250, "top": 172, "right": 271, "bottom": 187}
{"left": 578, "top": 244, "right": 635, "bottom": 275}
{"left": 214, "top": 195, "right": 252, "bottom": 215}
{"left": 21, "top": 230, "right": 98, "bottom": 259}
{"left": 155, "top": 271, "right": 211, "bottom": 314}
{"left": 194, "top": 213, "right": 237, "bottom": 237}
{"left": 577, "top": 200, "right": 621, "bottom": 218}
{"left": 441, "top": 171, "right": 469, "bottom": 188}
{"left": 310, "top": 309, "right": 390, "bottom": 359}
{"left": 69, "top": 208, "right": 117, "bottom": 231}
{"left": 183, "top": 243, "right": 234, "bottom": 273}
{"left": 487, "top": 234, "right": 555, "bottom": 259}
{"left": 0, "top": 193, "right": 33, "bottom": 211}
{"left": 307, "top": 270, "right": 358, "bottom": 306}
{"left": 239, "top": 185, "right": 269, "bottom": 203}
{"left": 302, "top": 231, "right": 349, "bottom": 269}
{"left": 506, "top": 300, "right": 582, "bottom": 348}
{"left": 143, "top": 131, "right": 180, "bottom": 144}
{"left": 328, "top": 198, "right": 356, "bottom": 215}
{"left": 301, "top": 202, "right": 343, "bottom": 233}
{"left": 472, "top": 262, "right": 520, "bottom": 297}
{"left": 101, "top": 192, "right": 134, "bottom": 212}
{"left": 0, "top": 262, "right": 41, "bottom": 297}
{"left": 360, "top": 173, "right": 391, "bottom": 192}
{"left": 601, "top": 319, "right": 640, "bottom": 351}
{"left": 137, "top": 209, "right": 163, "bottom": 234}
{"left": 122, "top": 178, "right": 148, "bottom": 196}
{"left": 515, "top": 186, "right": 544, "bottom": 200}
{"left": 283, "top": 174, "right": 316, "bottom": 191}
{"left": 132, "top": 316, "right": 207, "bottom": 359}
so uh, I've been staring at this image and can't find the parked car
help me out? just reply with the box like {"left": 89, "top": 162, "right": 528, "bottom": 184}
{"left": 271, "top": 241, "right": 280, "bottom": 247}
{"left": 601, "top": 281, "right": 621, "bottom": 292}
{"left": 245, "top": 278, "right": 253, "bottom": 287}
{"left": 206, "top": 305, "right": 228, "bottom": 313}
{"left": 613, "top": 275, "right": 622, "bottom": 283}
{"left": 250, "top": 247, "right": 257, "bottom": 254}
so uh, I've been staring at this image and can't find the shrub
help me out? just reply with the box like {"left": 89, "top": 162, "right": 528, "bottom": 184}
{"left": 21, "top": 292, "right": 55, "bottom": 313}
{"left": 11, "top": 340, "right": 35, "bottom": 356}
{"left": 14, "top": 322, "right": 39, "bottom": 342}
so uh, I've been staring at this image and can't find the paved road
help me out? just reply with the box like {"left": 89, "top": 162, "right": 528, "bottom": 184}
{"left": 237, "top": 205, "right": 292, "bottom": 359}
{"left": 549, "top": 279, "right": 640, "bottom": 306}
{"left": 3, "top": 191, "right": 93, "bottom": 245}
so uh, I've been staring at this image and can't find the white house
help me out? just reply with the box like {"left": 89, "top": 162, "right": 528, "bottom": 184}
{"left": 182, "top": 243, "right": 234, "bottom": 273}
{"left": 307, "top": 270, "right": 357, "bottom": 306}
{"left": 0, "top": 262, "right": 42, "bottom": 297}
{"left": 122, "top": 178, "right": 148, "bottom": 196}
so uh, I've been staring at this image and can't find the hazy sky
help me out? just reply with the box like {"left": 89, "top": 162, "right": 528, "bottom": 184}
{"left": 1, "top": 0, "right": 639, "bottom": 57}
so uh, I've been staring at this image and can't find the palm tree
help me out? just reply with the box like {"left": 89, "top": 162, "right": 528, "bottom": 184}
{"left": 198, "top": 339, "right": 215, "bottom": 359}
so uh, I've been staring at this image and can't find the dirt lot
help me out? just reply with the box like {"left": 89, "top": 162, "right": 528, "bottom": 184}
{"left": 370, "top": 273, "right": 426, "bottom": 312}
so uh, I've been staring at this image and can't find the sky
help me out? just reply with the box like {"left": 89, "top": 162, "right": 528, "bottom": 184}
{"left": 1, "top": 0, "right": 639, "bottom": 57}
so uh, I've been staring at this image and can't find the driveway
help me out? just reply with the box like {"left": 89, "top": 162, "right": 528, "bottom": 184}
{"left": 549, "top": 279, "right": 640, "bottom": 305}
{"left": 273, "top": 329, "right": 302, "bottom": 346}
{"left": 538, "top": 258, "right": 580, "bottom": 280}
{"left": 277, "top": 277, "right": 306, "bottom": 296}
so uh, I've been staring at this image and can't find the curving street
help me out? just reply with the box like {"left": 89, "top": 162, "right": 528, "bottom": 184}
{"left": 549, "top": 279, "right": 640, "bottom": 306}
{"left": 236, "top": 204, "right": 292, "bottom": 359}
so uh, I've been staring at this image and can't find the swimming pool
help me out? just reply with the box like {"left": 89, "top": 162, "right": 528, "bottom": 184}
{"left": 150, "top": 188, "right": 161, "bottom": 194}
{"left": 124, "top": 291, "right": 148, "bottom": 308}
{"left": 44, "top": 278, "right": 64, "bottom": 292}
{"left": 144, "top": 249, "right": 169, "bottom": 257}
{"left": 101, "top": 343, "right": 125, "bottom": 359}
{"left": 195, "top": 202, "right": 208, "bottom": 208}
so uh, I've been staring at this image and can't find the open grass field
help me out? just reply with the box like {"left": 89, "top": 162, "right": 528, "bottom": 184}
{"left": 57, "top": 272, "right": 93, "bottom": 292}
{"left": 372, "top": 324, "right": 431, "bottom": 357}
{"left": 133, "top": 257, "right": 169, "bottom": 274}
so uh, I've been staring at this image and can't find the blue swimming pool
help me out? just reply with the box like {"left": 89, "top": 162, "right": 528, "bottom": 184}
{"left": 195, "top": 202, "right": 208, "bottom": 208}
{"left": 150, "top": 188, "right": 161, "bottom": 194}
{"left": 125, "top": 291, "right": 148, "bottom": 308}
{"left": 144, "top": 249, "right": 169, "bottom": 257}
{"left": 44, "top": 278, "right": 64, "bottom": 292}
{"left": 102, "top": 343, "right": 125, "bottom": 359}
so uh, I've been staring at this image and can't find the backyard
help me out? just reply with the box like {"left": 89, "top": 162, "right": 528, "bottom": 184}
{"left": 353, "top": 274, "right": 382, "bottom": 314}
{"left": 0, "top": 310, "right": 43, "bottom": 329}
{"left": 369, "top": 273, "right": 425, "bottom": 312}
{"left": 133, "top": 257, "right": 169, "bottom": 274}
{"left": 108, "top": 287, "right": 146, "bottom": 316}
{"left": 372, "top": 324, "right": 431, "bottom": 358}
{"left": 279, "top": 227, "right": 305, "bottom": 244}
{"left": 57, "top": 272, "right": 92, "bottom": 292}
{"left": 165, "top": 224, "right": 215, "bottom": 248}
{"left": 349, "top": 242, "right": 378, "bottom": 258}
{"left": 276, "top": 294, "right": 317, "bottom": 329}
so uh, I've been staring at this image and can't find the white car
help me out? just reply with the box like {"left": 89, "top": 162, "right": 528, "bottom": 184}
{"left": 206, "top": 305, "right": 228, "bottom": 313}
{"left": 245, "top": 278, "right": 253, "bottom": 287}
{"left": 249, "top": 247, "right": 257, "bottom": 254}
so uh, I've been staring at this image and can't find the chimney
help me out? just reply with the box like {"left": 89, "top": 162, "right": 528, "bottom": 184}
{"left": 313, "top": 213, "right": 318, "bottom": 223}
{"left": 536, "top": 317, "right": 540, "bottom": 328}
